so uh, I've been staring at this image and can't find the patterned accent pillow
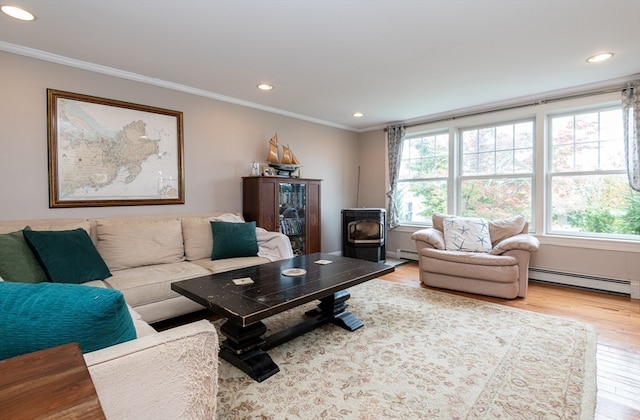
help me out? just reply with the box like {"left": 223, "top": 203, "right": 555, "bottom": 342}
{"left": 443, "top": 217, "right": 492, "bottom": 252}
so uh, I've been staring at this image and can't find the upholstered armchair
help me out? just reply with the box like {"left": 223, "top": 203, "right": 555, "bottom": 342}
{"left": 411, "top": 214, "right": 540, "bottom": 299}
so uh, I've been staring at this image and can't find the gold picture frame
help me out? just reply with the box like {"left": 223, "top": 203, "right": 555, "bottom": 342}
{"left": 47, "top": 89, "right": 184, "bottom": 207}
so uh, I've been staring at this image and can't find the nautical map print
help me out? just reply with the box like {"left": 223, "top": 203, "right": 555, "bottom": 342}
{"left": 56, "top": 99, "right": 178, "bottom": 200}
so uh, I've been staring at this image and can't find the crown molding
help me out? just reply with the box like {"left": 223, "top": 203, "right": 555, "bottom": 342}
{"left": 0, "top": 41, "right": 359, "bottom": 133}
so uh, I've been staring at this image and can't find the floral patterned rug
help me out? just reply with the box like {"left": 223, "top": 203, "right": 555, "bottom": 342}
{"left": 216, "top": 280, "right": 597, "bottom": 419}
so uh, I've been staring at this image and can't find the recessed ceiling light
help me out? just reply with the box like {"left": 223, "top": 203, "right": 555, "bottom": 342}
{"left": 257, "top": 83, "right": 274, "bottom": 91}
{"left": 1, "top": 5, "right": 36, "bottom": 21}
{"left": 586, "top": 53, "right": 613, "bottom": 63}
{"left": 353, "top": 112, "right": 364, "bottom": 118}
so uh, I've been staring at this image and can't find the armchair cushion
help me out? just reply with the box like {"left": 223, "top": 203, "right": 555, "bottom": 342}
{"left": 432, "top": 212, "right": 454, "bottom": 232}
{"left": 410, "top": 227, "right": 445, "bottom": 250}
{"left": 489, "top": 215, "right": 527, "bottom": 246}
{"left": 421, "top": 248, "right": 519, "bottom": 283}
{"left": 491, "top": 233, "right": 540, "bottom": 255}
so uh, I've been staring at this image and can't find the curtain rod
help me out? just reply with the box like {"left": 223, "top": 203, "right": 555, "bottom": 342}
{"left": 384, "top": 82, "right": 634, "bottom": 131}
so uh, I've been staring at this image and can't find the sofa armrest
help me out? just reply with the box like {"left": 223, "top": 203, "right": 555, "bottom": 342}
{"left": 490, "top": 233, "right": 540, "bottom": 255}
{"left": 256, "top": 228, "right": 294, "bottom": 260}
{"left": 411, "top": 228, "right": 445, "bottom": 250}
{"left": 83, "top": 319, "right": 219, "bottom": 419}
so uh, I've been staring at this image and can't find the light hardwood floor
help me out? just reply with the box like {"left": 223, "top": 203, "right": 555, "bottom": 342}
{"left": 381, "top": 261, "right": 640, "bottom": 420}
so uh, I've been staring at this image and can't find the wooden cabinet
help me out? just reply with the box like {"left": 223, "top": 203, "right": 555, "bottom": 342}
{"left": 242, "top": 176, "right": 321, "bottom": 255}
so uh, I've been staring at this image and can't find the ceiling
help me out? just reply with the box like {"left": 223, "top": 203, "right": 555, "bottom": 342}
{"left": 1, "top": 0, "right": 639, "bottom": 132}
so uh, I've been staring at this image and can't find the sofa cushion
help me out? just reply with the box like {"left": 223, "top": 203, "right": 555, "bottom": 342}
{"left": 95, "top": 218, "right": 185, "bottom": 271}
{"left": 192, "top": 255, "right": 271, "bottom": 274}
{"left": 102, "top": 262, "right": 211, "bottom": 307}
{"left": 0, "top": 282, "right": 136, "bottom": 360}
{"left": 23, "top": 228, "right": 112, "bottom": 284}
{"left": 443, "top": 217, "right": 492, "bottom": 252}
{"left": 0, "top": 219, "right": 90, "bottom": 235}
{"left": 0, "top": 229, "right": 47, "bottom": 283}
{"left": 210, "top": 221, "right": 258, "bottom": 260}
{"left": 182, "top": 213, "right": 245, "bottom": 261}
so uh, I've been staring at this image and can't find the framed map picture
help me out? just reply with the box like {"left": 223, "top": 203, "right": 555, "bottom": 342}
{"left": 47, "top": 89, "right": 184, "bottom": 207}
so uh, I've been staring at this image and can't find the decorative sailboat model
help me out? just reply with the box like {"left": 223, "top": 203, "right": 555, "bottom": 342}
{"left": 266, "top": 133, "right": 302, "bottom": 176}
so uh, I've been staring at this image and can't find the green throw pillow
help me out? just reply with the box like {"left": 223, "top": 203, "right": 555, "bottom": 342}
{"left": 210, "top": 221, "right": 258, "bottom": 260}
{"left": 0, "top": 282, "right": 136, "bottom": 360}
{"left": 23, "top": 228, "right": 112, "bottom": 284}
{"left": 0, "top": 229, "right": 47, "bottom": 283}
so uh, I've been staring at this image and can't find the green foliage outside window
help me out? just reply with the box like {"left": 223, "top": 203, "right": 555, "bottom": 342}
{"left": 622, "top": 192, "right": 640, "bottom": 234}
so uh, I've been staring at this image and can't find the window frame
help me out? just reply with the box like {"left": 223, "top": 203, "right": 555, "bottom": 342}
{"left": 396, "top": 129, "right": 451, "bottom": 225}
{"left": 456, "top": 118, "right": 536, "bottom": 226}
{"left": 545, "top": 105, "right": 635, "bottom": 240}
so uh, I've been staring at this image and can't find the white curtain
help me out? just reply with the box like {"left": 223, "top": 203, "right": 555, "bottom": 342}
{"left": 622, "top": 81, "right": 640, "bottom": 192}
{"left": 386, "top": 125, "right": 405, "bottom": 229}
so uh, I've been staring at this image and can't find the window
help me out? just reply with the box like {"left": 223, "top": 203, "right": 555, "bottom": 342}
{"left": 397, "top": 132, "right": 449, "bottom": 223}
{"left": 548, "top": 108, "right": 639, "bottom": 238}
{"left": 460, "top": 120, "right": 535, "bottom": 222}
{"left": 394, "top": 93, "right": 639, "bottom": 242}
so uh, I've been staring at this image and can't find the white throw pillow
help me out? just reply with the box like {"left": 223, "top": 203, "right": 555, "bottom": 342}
{"left": 443, "top": 217, "right": 492, "bottom": 252}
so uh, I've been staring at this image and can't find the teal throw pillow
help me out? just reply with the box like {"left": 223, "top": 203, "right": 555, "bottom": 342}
{"left": 0, "top": 229, "right": 47, "bottom": 283}
{"left": 0, "top": 282, "right": 136, "bottom": 360}
{"left": 23, "top": 228, "right": 112, "bottom": 284}
{"left": 210, "top": 221, "right": 258, "bottom": 260}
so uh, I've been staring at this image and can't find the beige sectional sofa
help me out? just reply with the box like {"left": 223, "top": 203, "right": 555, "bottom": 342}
{"left": 0, "top": 211, "right": 294, "bottom": 323}
{"left": 1, "top": 211, "right": 293, "bottom": 418}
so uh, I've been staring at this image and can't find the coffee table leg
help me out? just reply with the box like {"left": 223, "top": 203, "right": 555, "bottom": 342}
{"left": 305, "top": 290, "right": 364, "bottom": 331}
{"left": 219, "top": 321, "right": 280, "bottom": 382}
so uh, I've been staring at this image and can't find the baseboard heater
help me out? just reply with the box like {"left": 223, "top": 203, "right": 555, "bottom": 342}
{"left": 529, "top": 268, "right": 634, "bottom": 297}
{"left": 396, "top": 249, "right": 635, "bottom": 297}
{"left": 396, "top": 248, "right": 419, "bottom": 261}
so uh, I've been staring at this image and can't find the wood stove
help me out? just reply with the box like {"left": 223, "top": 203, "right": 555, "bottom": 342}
{"left": 341, "top": 208, "right": 386, "bottom": 263}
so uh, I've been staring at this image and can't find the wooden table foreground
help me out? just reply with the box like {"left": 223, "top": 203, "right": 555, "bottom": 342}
{"left": 0, "top": 342, "right": 105, "bottom": 419}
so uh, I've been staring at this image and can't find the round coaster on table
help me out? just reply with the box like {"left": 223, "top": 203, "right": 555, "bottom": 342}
{"left": 282, "top": 268, "right": 306, "bottom": 277}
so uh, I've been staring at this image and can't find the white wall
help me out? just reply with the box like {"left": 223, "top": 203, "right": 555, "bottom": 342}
{"left": 0, "top": 51, "right": 359, "bottom": 253}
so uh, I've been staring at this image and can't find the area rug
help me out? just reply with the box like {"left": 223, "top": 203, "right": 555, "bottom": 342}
{"left": 215, "top": 280, "right": 597, "bottom": 419}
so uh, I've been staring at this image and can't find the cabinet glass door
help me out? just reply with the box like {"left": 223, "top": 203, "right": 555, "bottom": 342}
{"left": 279, "top": 182, "right": 306, "bottom": 255}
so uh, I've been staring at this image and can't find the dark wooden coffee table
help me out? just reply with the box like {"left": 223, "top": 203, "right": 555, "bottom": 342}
{"left": 171, "top": 253, "right": 394, "bottom": 382}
